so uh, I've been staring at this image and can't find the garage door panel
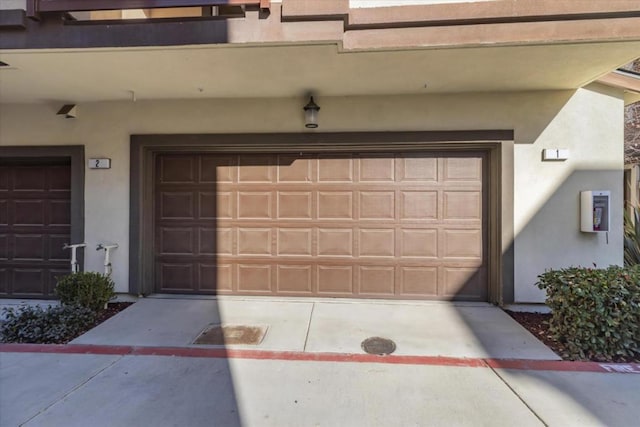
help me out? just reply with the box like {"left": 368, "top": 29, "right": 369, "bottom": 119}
{"left": 400, "top": 229, "right": 438, "bottom": 258}
{"left": 277, "top": 265, "right": 313, "bottom": 293}
{"left": 12, "top": 269, "right": 45, "bottom": 295}
{"left": 400, "top": 267, "right": 438, "bottom": 297}
{"left": 442, "top": 267, "right": 485, "bottom": 300}
{"left": 211, "top": 192, "right": 233, "bottom": 219}
{"left": 277, "top": 228, "right": 312, "bottom": 256}
{"left": 443, "top": 157, "right": 482, "bottom": 182}
{"left": 160, "top": 192, "right": 194, "bottom": 219}
{"left": 318, "top": 156, "right": 353, "bottom": 182}
{"left": 359, "top": 157, "right": 395, "bottom": 182}
{"left": 237, "top": 264, "right": 272, "bottom": 292}
{"left": 159, "top": 228, "right": 194, "bottom": 255}
{"left": 0, "top": 200, "right": 7, "bottom": 225}
{"left": 48, "top": 166, "right": 71, "bottom": 191}
{"left": 13, "top": 167, "right": 47, "bottom": 191}
{"left": 14, "top": 200, "right": 45, "bottom": 226}
{"left": 49, "top": 235, "right": 70, "bottom": 260}
{"left": 215, "top": 228, "right": 233, "bottom": 255}
{"left": 158, "top": 263, "right": 194, "bottom": 291}
{"left": 442, "top": 229, "right": 483, "bottom": 259}
{"left": 277, "top": 155, "right": 312, "bottom": 183}
{"left": 277, "top": 191, "right": 312, "bottom": 219}
{"left": 159, "top": 156, "right": 195, "bottom": 184}
{"left": 50, "top": 200, "right": 72, "bottom": 225}
{"left": 0, "top": 269, "right": 7, "bottom": 294}
{"left": 0, "top": 168, "right": 8, "bottom": 191}
{"left": 318, "top": 228, "right": 353, "bottom": 257}
{"left": 238, "top": 192, "right": 272, "bottom": 219}
{"left": 360, "top": 191, "right": 395, "bottom": 219}
{"left": 443, "top": 191, "right": 482, "bottom": 220}
{"left": 318, "top": 191, "right": 353, "bottom": 220}
{"left": 318, "top": 265, "right": 353, "bottom": 294}
{"left": 400, "top": 156, "right": 438, "bottom": 182}
{"left": 198, "top": 264, "right": 231, "bottom": 292}
{"left": 154, "top": 152, "right": 487, "bottom": 300}
{"left": 238, "top": 228, "right": 272, "bottom": 256}
{"left": 238, "top": 155, "right": 275, "bottom": 183}
{"left": 0, "top": 235, "right": 7, "bottom": 259}
{"left": 359, "top": 229, "right": 395, "bottom": 257}
{"left": 400, "top": 191, "right": 438, "bottom": 220}
{"left": 359, "top": 266, "right": 395, "bottom": 296}
{"left": 198, "top": 192, "right": 217, "bottom": 219}
{"left": 14, "top": 234, "right": 45, "bottom": 260}
{"left": 200, "top": 154, "right": 236, "bottom": 183}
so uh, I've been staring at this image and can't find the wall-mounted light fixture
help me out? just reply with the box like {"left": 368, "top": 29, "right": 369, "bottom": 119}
{"left": 57, "top": 104, "right": 77, "bottom": 119}
{"left": 303, "top": 96, "right": 320, "bottom": 129}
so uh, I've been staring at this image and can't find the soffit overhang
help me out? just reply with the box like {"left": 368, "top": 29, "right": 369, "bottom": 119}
{"left": 1, "top": 0, "right": 639, "bottom": 103}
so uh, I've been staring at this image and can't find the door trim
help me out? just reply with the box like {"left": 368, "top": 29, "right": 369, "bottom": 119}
{"left": 130, "top": 131, "right": 513, "bottom": 303}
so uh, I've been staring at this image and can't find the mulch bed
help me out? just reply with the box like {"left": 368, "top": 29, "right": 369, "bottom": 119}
{"left": 505, "top": 310, "right": 640, "bottom": 363}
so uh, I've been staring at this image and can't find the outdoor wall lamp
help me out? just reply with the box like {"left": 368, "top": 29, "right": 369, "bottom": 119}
{"left": 303, "top": 96, "right": 320, "bottom": 129}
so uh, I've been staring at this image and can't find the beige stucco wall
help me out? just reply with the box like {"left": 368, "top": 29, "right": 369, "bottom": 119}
{"left": 0, "top": 88, "right": 625, "bottom": 302}
{"left": 513, "top": 85, "right": 624, "bottom": 301}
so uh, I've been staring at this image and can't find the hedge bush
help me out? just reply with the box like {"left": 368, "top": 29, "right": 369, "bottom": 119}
{"left": 536, "top": 266, "right": 640, "bottom": 361}
{"left": 55, "top": 272, "right": 115, "bottom": 311}
{"left": 0, "top": 304, "right": 96, "bottom": 344}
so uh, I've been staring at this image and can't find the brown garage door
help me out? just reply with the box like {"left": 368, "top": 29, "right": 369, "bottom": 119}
{"left": 154, "top": 152, "right": 487, "bottom": 300}
{"left": 0, "top": 160, "right": 71, "bottom": 297}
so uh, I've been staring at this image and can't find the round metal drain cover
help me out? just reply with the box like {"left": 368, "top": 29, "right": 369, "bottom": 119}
{"left": 361, "top": 337, "right": 396, "bottom": 355}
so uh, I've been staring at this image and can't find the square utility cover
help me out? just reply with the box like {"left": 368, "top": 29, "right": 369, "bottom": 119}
{"left": 193, "top": 324, "right": 268, "bottom": 345}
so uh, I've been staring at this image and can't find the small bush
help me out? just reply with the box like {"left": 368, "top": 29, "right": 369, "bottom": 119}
{"left": 55, "top": 272, "right": 115, "bottom": 311}
{"left": 0, "top": 304, "right": 96, "bottom": 344}
{"left": 536, "top": 266, "right": 640, "bottom": 361}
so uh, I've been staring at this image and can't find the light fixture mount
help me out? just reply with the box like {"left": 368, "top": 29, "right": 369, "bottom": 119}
{"left": 57, "top": 104, "right": 77, "bottom": 119}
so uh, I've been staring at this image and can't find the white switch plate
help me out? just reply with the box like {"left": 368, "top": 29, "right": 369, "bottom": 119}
{"left": 88, "top": 158, "right": 111, "bottom": 169}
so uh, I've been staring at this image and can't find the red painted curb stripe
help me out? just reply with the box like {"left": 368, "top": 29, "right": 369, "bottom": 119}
{"left": 0, "top": 343, "right": 133, "bottom": 355}
{"left": 485, "top": 359, "right": 608, "bottom": 373}
{"left": 1, "top": 343, "right": 638, "bottom": 373}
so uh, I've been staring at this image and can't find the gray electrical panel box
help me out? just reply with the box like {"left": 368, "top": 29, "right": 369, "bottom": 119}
{"left": 580, "top": 191, "right": 610, "bottom": 233}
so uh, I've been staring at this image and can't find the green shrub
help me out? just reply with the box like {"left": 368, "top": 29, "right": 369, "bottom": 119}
{"left": 55, "top": 272, "right": 115, "bottom": 311}
{"left": 536, "top": 266, "right": 640, "bottom": 360}
{"left": 0, "top": 304, "right": 96, "bottom": 344}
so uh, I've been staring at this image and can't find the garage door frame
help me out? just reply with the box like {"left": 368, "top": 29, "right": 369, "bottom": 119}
{"left": 130, "top": 132, "right": 513, "bottom": 304}
{"left": 0, "top": 145, "right": 85, "bottom": 298}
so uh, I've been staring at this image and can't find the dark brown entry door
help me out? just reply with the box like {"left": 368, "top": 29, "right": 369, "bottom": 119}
{"left": 0, "top": 161, "right": 71, "bottom": 298}
{"left": 154, "top": 152, "right": 487, "bottom": 300}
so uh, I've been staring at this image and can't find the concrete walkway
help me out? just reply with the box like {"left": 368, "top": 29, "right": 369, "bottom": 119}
{"left": 2, "top": 297, "right": 640, "bottom": 427}
{"left": 71, "top": 296, "right": 560, "bottom": 360}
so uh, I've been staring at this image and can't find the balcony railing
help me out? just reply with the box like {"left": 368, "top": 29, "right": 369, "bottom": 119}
{"left": 27, "top": 0, "right": 271, "bottom": 20}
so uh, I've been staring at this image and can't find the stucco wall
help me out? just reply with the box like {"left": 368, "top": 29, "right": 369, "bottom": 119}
{"left": 0, "top": 88, "right": 624, "bottom": 301}
{"left": 513, "top": 85, "right": 624, "bottom": 301}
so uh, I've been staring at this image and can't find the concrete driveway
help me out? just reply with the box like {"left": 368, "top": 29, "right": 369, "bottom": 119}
{"left": 2, "top": 296, "right": 640, "bottom": 427}
{"left": 70, "top": 296, "right": 560, "bottom": 360}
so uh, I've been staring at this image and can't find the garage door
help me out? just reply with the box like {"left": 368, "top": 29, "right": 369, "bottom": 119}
{"left": 0, "top": 161, "right": 71, "bottom": 297}
{"left": 154, "top": 152, "right": 487, "bottom": 300}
